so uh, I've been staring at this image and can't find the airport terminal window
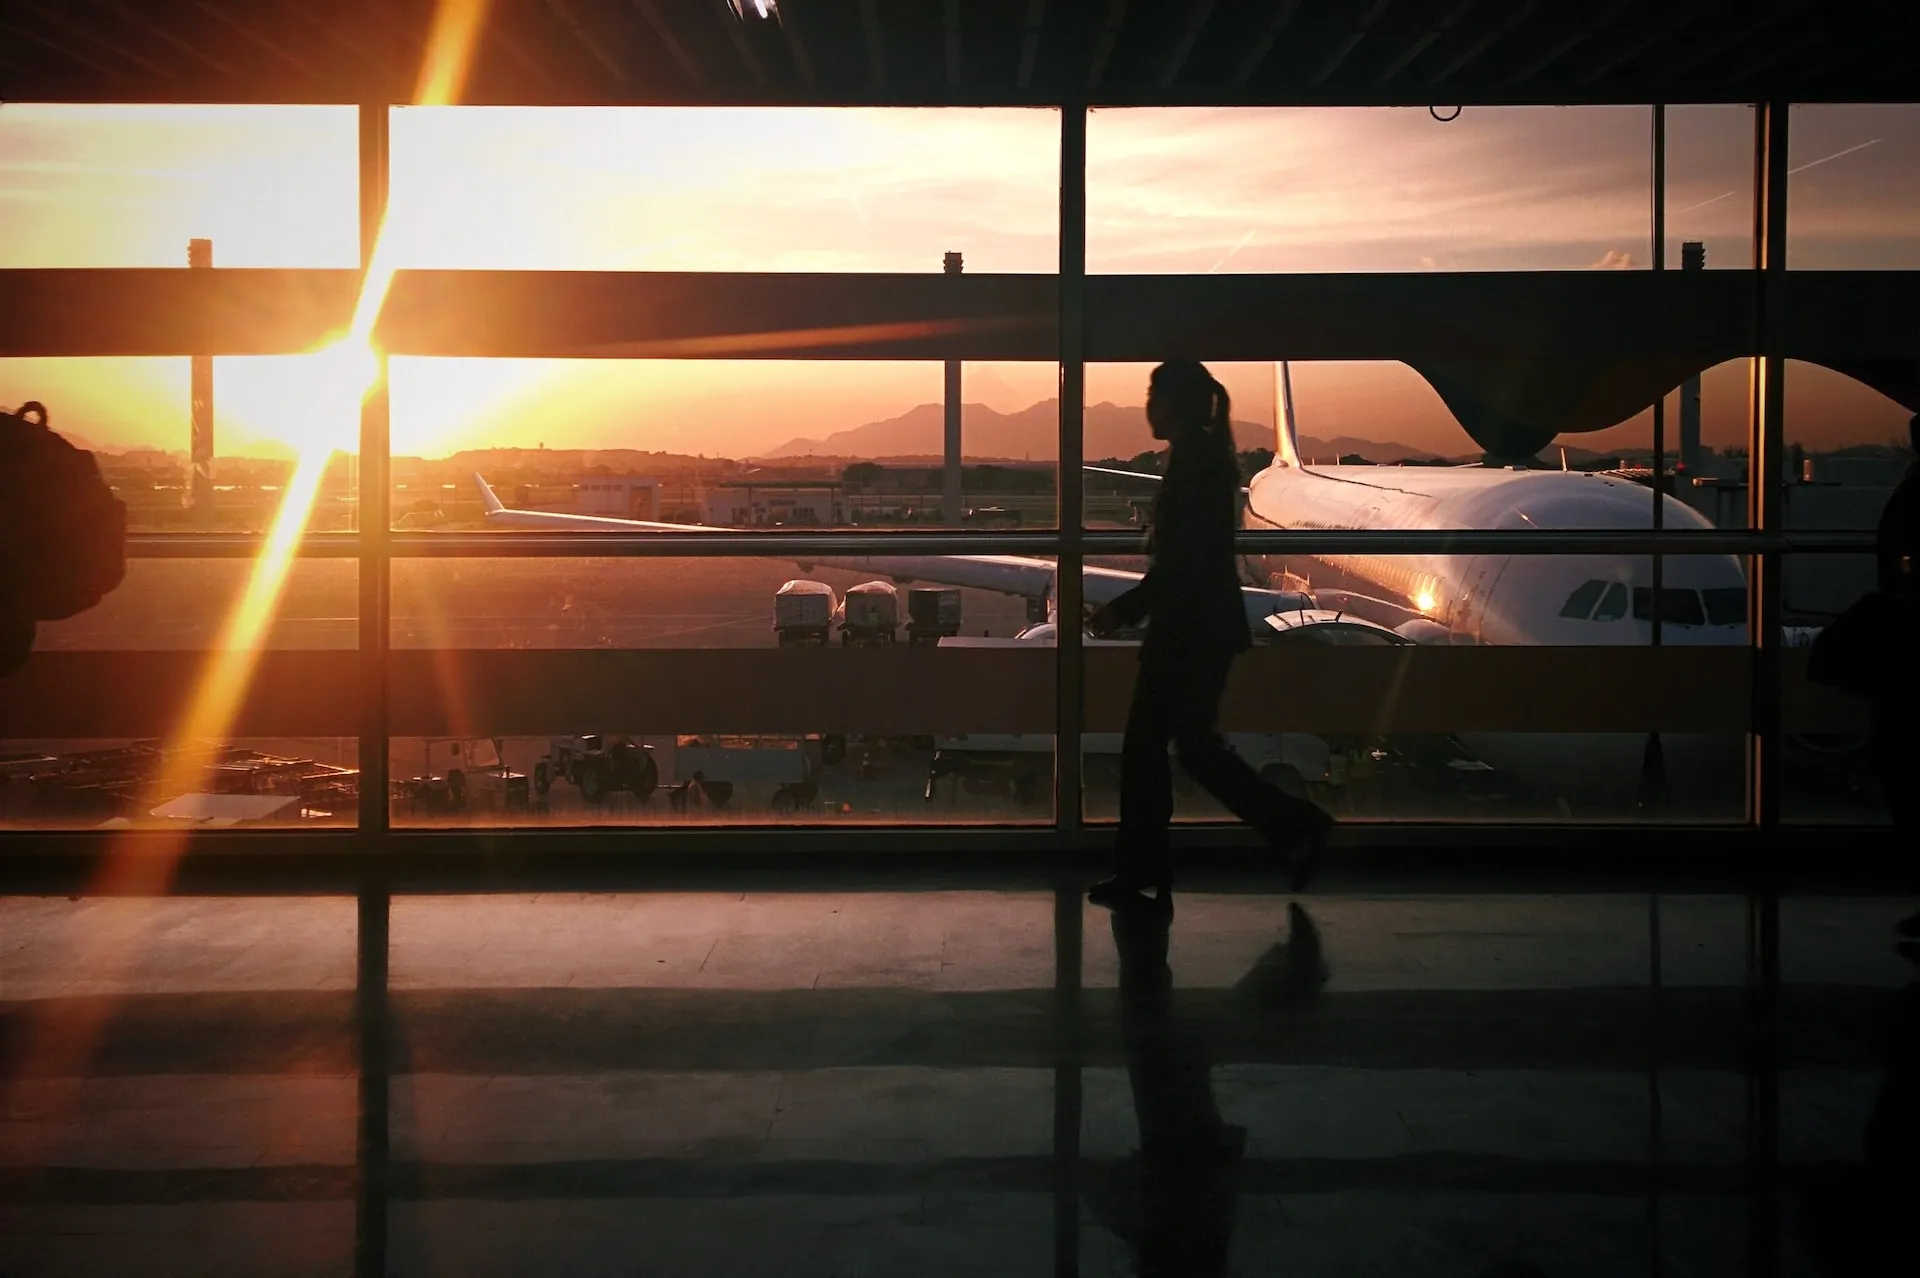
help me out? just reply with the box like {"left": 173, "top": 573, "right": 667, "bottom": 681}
{"left": 1632, "top": 586, "right": 1707, "bottom": 627}
{"left": 1787, "top": 103, "right": 1920, "bottom": 270}
{"left": 0, "top": 104, "right": 359, "bottom": 269}
{"left": 388, "top": 358, "right": 1059, "bottom": 530}
{"left": 1087, "top": 106, "right": 1652, "bottom": 274}
{"left": 386, "top": 107, "right": 1060, "bottom": 272}
{"left": 387, "top": 557, "right": 1053, "bottom": 828}
{"left": 1559, "top": 580, "right": 1608, "bottom": 620}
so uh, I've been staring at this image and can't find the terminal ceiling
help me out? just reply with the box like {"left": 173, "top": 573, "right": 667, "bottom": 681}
{"left": 2, "top": 0, "right": 1915, "bottom": 108}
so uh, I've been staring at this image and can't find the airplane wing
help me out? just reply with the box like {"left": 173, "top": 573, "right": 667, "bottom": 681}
{"left": 468, "top": 473, "right": 1287, "bottom": 617}
{"left": 1084, "top": 463, "right": 1253, "bottom": 498}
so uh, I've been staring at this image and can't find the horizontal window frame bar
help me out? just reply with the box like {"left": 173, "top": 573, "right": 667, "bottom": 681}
{"left": 9, "top": 268, "right": 1916, "bottom": 362}
{"left": 125, "top": 530, "right": 1880, "bottom": 559}
{"left": 0, "top": 646, "right": 1852, "bottom": 738}
{"left": 0, "top": 826, "right": 1903, "bottom": 898}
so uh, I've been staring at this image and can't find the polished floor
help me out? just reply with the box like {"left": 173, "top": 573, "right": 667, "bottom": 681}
{"left": 1, "top": 889, "right": 1912, "bottom": 1277}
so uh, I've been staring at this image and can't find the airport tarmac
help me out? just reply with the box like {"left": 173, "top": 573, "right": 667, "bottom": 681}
{"left": 9, "top": 556, "right": 1896, "bottom": 829}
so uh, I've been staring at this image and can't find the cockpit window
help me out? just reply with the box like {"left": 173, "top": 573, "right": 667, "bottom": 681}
{"left": 1632, "top": 587, "right": 1706, "bottom": 626}
{"left": 1702, "top": 587, "right": 1747, "bottom": 626}
{"left": 1592, "top": 582, "right": 1629, "bottom": 621}
{"left": 1558, "top": 579, "right": 1608, "bottom": 620}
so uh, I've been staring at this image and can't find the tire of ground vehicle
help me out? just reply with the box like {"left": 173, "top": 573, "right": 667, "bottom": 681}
{"left": 612, "top": 744, "right": 659, "bottom": 802}
{"left": 446, "top": 769, "right": 466, "bottom": 808}
{"left": 533, "top": 761, "right": 552, "bottom": 796}
{"left": 579, "top": 759, "right": 611, "bottom": 803}
{"left": 822, "top": 734, "right": 847, "bottom": 765}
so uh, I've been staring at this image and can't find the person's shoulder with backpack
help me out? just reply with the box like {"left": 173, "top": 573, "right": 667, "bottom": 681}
{"left": 0, "top": 401, "right": 128, "bottom": 676}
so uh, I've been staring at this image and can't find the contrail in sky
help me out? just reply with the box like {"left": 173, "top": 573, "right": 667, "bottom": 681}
{"left": 1208, "top": 229, "right": 1256, "bottom": 273}
{"left": 1674, "top": 138, "right": 1881, "bottom": 215}
{"left": 1787, "top": 136, "right": 1880, "bottom": 175}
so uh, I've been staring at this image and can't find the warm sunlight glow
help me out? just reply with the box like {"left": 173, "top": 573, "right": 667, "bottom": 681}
{"left": 416, "top": 0, "right": 493, "bottom": 106}
{"left": 1416, "top": 588, "right": 1437, "bottom": 614}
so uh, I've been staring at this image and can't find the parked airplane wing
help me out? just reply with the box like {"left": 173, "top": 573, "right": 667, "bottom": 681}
{"left": 470, "top": 473, "right": 1138, "bottom": 608}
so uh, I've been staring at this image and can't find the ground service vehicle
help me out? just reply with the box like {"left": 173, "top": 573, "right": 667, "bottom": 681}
{"left": 535, "top": 734, "right": 659, "bottom": 804}
{"left": 397, "top": 738, "right": 527, "bottom": 811}
{"left": 837, "top": 581, "right": 899, "bottom": 646}
{"left": 906, "top": 587, "right": 962, "bottom": 644}
{"left": 773, "top": 579, "right": 836, "bottom": 646}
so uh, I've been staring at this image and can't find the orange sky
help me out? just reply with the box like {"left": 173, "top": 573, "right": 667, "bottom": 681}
{"left": 2, "top": 102, "right": 1913, "bottom": 460}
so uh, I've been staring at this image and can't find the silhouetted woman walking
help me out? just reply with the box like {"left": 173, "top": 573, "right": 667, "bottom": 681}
{"left": 1086, "top": 360, "right": 1332, "bottom": 906}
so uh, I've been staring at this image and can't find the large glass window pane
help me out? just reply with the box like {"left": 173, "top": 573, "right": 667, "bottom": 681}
{"left": 3, "top": 556, "right": 358, "bottom": 831}
{"left": 0, "top": 105, "right": 358, "bottom": 269}
{"left": 1080, "top": 552, "right": 1749, "bottom": 823}
{"left": 1782, "top": 362, "right": 1915, "bottom": 531}
{"left": 387, "top": 107, "right": 1059, "bottom": 272}
{"left": 389, "top": 358, "right": 1058, "bottom": 531}
{"left": 389, "top": 557, "right": 1053, "bottom": 827}
{"left": 1088, "top": 107, "right": 1651, "bottom": 274}
{"left": 1085, "top": 360, "right": 1736, "bottom": 529}
{"left": 1663, "top": 104, "right": 1756, "bottom": 270}
{"left": 3, "top": 358, "right": 364, "bottom": 534}
{"left": 1788, "top": 104, "right": 1920, "bottom": 269}
{"left": 0, "top": 894, "right": 357, "bottom": 1274}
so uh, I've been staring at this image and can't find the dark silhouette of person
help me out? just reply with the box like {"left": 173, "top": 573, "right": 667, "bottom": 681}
{"left": 1, "top": 401, "right": 126, "bottom": 677}
{"left": 1084, "top": 892, "right": 1244, "bottom": 1276}
{"left": 1875, "top": 414, "right": 1919, "bottom": 940}
{"left": 1086, "top": 360, "right": 1331, "bottom": 905}
{"left": 1800, "top": 949, "right": 1920, "bottom": 1274}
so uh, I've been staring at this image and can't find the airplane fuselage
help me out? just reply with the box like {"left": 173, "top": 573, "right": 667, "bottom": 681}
{"left": 1242, "top": 461, "right": 1749, "bottom": 647}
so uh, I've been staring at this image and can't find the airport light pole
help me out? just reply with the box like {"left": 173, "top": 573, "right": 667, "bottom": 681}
{"left": 1678, "top": 240, "right": 1706, "bottom": 476}
{"left": 188, "top": 238, "right": 214, "bottom": 526}
{"left": 943, "top": 250, "right": 964, "bottom": 526}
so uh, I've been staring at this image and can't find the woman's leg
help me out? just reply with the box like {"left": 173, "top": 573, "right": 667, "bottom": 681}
{"left": 1167, "top": 650, "right": 1331, "bottom": 882}
{"left": 1112, "top": 656, "right": 1177, "bottom": 890}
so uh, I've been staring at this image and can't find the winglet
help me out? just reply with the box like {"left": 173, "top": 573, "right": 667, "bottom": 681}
{"left": 1273, "top": 360, "right": 1303, "bottom": 468}
{"left": 473, "top": 472, "right": 505, "bottom": 516}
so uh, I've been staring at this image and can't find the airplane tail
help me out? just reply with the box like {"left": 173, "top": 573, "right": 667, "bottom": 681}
{"left": 473, "top": 472, "right": 505, "bottom": 516}
{"left": 1273, "top": 360, "right": 1303, "bottom": 467}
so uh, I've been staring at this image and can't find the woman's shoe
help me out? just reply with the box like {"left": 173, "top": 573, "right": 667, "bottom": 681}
{"left": 1088, "top": 872, "right": 1170, "bottom": 908}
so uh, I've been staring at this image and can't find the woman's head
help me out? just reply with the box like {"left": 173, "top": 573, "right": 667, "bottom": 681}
{"left": 1147, "top": 359, "right": 1235, "bottom": 457}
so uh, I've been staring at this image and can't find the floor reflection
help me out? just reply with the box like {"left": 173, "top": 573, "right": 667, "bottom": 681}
{"left": 1090, "top": 897, "right": 1333, "bottom": 1275}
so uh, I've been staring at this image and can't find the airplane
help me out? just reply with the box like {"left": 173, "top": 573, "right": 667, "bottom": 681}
{"left": 468, "top": 361, "right": 1753, "bottom": 816}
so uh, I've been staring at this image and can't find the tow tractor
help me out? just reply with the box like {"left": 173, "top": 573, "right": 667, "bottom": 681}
{"left": 534, "top": 734, "right": 659, "bottom": 804}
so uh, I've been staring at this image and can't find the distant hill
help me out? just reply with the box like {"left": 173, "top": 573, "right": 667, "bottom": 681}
{"left": 759, "top": 398, "right": 1454, "bottom": 465}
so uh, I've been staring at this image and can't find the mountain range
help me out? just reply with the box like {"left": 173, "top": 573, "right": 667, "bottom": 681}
{"left": 758, "top": 398, "right": 1458, "bottom": 465}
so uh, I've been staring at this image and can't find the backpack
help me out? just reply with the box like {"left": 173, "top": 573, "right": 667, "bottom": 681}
{"left": 0, "top": 402, "right": 128, "bottom": 674}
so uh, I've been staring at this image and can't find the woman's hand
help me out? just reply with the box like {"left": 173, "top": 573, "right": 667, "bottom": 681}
{"left": 1085, "top": 601, "right": 1119, "bottom": 637}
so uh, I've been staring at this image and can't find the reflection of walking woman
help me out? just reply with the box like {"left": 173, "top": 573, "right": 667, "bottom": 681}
{"left": 1086, "top": 360, "right": 1332, "bottom": 906}
{"left": 1877, "top": 414, "right": 1920, "bottom": 940}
